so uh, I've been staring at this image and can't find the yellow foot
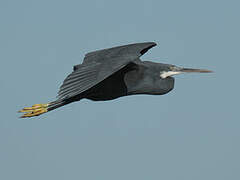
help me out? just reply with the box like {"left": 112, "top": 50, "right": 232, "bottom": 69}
{"left": 18, "top": 103, "right": 49, "bottom": 118}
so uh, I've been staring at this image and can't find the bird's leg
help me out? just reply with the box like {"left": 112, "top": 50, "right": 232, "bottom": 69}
{"left": 18, "top": 103, "right": 49, "bottom": 118}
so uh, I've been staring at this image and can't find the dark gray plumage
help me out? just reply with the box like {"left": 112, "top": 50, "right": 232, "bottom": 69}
{"left": 58, "top": 42, "right": 157, "bottom": 100}
{"left": 19, "top": 42, "right": 212, "bottom": 118}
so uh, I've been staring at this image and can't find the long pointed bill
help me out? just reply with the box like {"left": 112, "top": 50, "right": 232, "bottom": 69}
{"left": 160, "top": 67, "right": 212, "bottom": 78}
{"left": 180, "top": 68, "right": 213, "bottom": 73}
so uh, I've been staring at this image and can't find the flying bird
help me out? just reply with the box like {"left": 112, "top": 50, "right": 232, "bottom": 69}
{"left": 19, "top": 42, "right": 212, "bottom": 118}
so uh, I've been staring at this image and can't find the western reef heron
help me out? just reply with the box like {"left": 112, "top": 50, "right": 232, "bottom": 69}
{"left": 19, "top": 42, "right": 212, "bottom": 118}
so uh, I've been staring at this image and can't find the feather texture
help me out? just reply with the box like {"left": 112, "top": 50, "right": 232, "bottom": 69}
{"left": 57, "top": 42, "right": 157, "bottom": 100}
{"left": 58, "top": 63, "right": 101, "bottom": 99}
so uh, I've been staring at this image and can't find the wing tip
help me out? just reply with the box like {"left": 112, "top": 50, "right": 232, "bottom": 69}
{"left": 140, "top": 42, "right": 157, "bottom": 55}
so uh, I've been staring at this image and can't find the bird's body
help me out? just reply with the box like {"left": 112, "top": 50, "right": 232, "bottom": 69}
{"left": 19, "top": 42, "right": 211, "bottom": 118}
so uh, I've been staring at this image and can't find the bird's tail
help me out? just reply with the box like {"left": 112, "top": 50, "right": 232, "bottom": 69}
{"left": 18, "top": 99, "right": 68, "bottom": 118}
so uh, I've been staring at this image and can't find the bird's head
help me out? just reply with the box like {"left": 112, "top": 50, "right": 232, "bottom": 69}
{"left": 159, "top": 64, "right": 212, "bottom": 79}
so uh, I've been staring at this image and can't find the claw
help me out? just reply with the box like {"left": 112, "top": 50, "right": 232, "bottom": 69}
{"left": 18, "top": 103, "right": 49, "bottom": 118}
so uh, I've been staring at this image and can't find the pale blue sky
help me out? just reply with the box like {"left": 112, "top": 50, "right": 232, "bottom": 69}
{"left": 0, "top": 0, "right": 239, "bottom": 180}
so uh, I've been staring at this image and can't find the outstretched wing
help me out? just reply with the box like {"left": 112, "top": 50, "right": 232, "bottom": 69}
{"left": 82, "top": 42, "right": 156, "bottom": 64}
{"left": 58, "top": 42, "right": 157, "bottom": 100}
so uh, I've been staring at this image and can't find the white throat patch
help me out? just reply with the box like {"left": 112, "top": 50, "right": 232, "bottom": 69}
{"left": 160, "top": 71, "right": 182, "bottom": 79}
